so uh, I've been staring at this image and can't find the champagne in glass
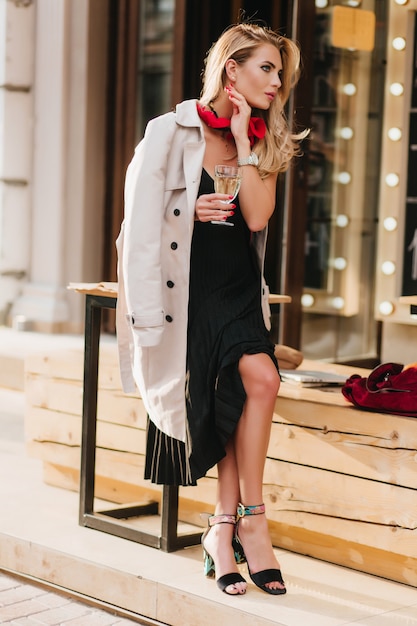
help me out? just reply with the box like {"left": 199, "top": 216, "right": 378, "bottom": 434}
{"left": 212, "top": 165, "right": 241, "bottom": 226}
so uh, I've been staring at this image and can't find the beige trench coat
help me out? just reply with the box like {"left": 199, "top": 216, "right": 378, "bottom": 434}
{"left": 116, "top": 99, "right": 271, "bottom": 443}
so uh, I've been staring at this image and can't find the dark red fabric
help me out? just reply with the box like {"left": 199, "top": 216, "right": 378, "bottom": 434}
{"left": 342, "top": 362, "right": 417, "bottom": 417}
{"left": 196, "top": 103, "right": 266, "bottom": 147}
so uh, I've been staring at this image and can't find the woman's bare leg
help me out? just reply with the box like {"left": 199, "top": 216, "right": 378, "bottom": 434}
{"left": 234, "top": 352, "right": 284, "bottom": 591}
{"left": 203, "top": 438, "right": 247, "bottom": 594}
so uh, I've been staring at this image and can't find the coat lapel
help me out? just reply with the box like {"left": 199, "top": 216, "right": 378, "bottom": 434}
{"left": 183, "top": 140, "right": 205, "bottom": 224}
{"left": 175, "top": 99, "right": 205, "bottom": 225}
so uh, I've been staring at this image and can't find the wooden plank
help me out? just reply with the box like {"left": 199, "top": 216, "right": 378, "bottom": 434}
{"left": 263, "top": 459, "right": 417, "bottom": 534}
{"left": 268, "top": 509, "right": 417, "bottom": 556}
{"left": 25, "top": 376, "right": 147, "bottom": 427}
{"left": 27, "top": 441, "right": 143, "bottom": 477}
{"left": 30, "top": 441, "right": 218, "bottom": 510}
{"left": 25, "top": 375, "right": 83, "bottom": 416}
{"left": 24, "top": 344, "right": 126, "bottom": 390}
{"left": 268, "top": 420, "right": 417, "bottom": 488}
{"left": 43, "top": 462, "right": 160, "bottom": 505}
{"left": 399, "top": 295, "right": 417, "bottom": 305}
{"left": 273, "top": 395, "right": 417, "bottom": 447}
{"left": 25, "top": 351, "right": 84, "bottom": 381}
{"left": 68, "top": 281, "right": 118, "bottom": 297}
{"left": 44, "top": 461, "right": 212, "bottom": 531}
{"left": 26, "top": 408, "right": 147, "bottom": 454}
{"left": 269, "top": 521, "right": 417, "bottom": 588}
{"left": 68, "top": 281, "right": 291, "bottom": 305}
{"left": 25, "top": 409, "right": 82, "bottom": 446}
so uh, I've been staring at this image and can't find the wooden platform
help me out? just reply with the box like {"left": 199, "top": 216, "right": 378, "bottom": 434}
{"left": 24, "top": 347, "right": 417, "bottom": 587}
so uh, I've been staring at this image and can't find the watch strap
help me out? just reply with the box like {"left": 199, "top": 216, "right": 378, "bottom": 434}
{"left": 237, "top": 152, "right": 258, "bottom": 167}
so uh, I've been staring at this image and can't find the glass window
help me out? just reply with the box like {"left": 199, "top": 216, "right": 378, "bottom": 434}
{"left": 301, "top": 0, "right": 387, "bottom": 362}
{"left": 136, "top": 0, "right": 175, "bottom": 140}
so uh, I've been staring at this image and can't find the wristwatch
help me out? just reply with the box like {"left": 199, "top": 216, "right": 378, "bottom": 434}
{"left": 237, "top": 152, "right": 259, "bottom": 167}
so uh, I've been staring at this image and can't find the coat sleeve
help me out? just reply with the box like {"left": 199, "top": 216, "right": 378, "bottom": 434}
{"left": 121, "top": 113, "right": 177, "bottom": 347}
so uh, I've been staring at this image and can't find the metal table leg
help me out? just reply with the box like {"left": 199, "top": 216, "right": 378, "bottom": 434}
{"left": 78, "top": 294, "right": 201, "bottom": 551}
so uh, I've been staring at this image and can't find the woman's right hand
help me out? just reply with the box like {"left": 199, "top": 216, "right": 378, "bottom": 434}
{"left": 194, "top": 193, "right": 235, "bottom": 223}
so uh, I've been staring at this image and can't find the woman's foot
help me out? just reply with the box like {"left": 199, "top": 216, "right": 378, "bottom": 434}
{"left": 236, "top": 504, "right": 286, "bottom": 595}
{"left": 202, "top": 514, "right": 247, "bottom": 595}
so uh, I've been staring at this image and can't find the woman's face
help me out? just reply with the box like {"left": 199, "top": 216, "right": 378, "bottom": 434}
{"left": 230, "top": 43, "right": 283, "bottom": 110}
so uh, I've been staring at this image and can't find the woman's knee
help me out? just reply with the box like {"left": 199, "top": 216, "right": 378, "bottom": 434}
{"left": 261, "top": 366, "right": 281, "bottom": 398}
{"left": 239, "top": 354, "right": 280, "bottom": 399}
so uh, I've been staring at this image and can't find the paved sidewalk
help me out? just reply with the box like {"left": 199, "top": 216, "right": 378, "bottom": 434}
{"left": 0, "top": 570, "right": 153, "bottom": 625}
{"left": 0, "top": 386, "right": 157, "bottom": 626}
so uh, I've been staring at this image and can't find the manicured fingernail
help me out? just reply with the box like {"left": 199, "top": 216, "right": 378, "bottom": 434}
{"left": 229, "top": 195, "right": 234, "bottom": 199}
{"left": 229, "top": 211, "right": 235, "bottom": 216}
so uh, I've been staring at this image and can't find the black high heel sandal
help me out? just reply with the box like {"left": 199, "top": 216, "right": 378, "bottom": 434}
{"left": 236, "top": 503, "right": 286, "bottom": 596}
{"left": 202, "top": 513, "right": 247, "bottom": 595}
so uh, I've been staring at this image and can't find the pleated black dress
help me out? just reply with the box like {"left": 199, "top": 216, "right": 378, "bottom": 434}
{"left": 144, "top": 168, "right": 278, "bottom": 486}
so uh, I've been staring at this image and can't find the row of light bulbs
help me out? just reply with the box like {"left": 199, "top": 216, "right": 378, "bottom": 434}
{"left": 315, "top": 1, "right": 362, "bottom": 6}
{"left": 305, "top": 5, "right": 358, "bottom": 311}
{"left": 315, "top": 0, "right": 410, "bottom": 6}
{"left": 305, "top": 0, "right": 408, "bottom": 313}
{"left": 378, "top": 1, "right": 409, "bottom": 317}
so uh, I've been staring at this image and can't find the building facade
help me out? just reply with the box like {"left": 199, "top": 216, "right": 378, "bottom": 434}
{"left": 0, "top": 0, "right": 416, "bottom": 365}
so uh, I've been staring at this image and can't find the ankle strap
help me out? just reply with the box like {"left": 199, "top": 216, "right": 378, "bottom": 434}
{"left": 236, "top": 503, "right": 265, "bottom": 519}
{"left": 208, "top": 513, "right": 236, "bottom": 527}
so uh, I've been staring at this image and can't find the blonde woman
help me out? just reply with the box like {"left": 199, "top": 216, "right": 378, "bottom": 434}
{"left": 116, "top": 22, "right": 305, "bottom": 597}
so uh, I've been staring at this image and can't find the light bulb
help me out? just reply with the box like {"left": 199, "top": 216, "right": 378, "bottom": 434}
{"left": 394, "top": 0, "right": 409, "bottom": 5}
{"left": 385, "top": 173, "right": 399, "bottom": 187}
{"left": 333, "top": 257, "right": 347, "bottom": 270}
{"left": 339, "top": 127, "right": 354, "bottom": 140}
{"left": 383, "top": 217, "right": 398, "bottom": 231}
{"left": 342, "top": 83, "right": 357, "bottom": 96}
{"left": 379, "top": 301, "right": 394, "bottom": 316}
{"left": 381, "top": 261, "right": 396, "bottom": 275}
{"left": 338, "top": 172, "right": 351, "bottom": 184}
{"left": 388, "top": 127, "right": 402, "bottom": 141}
{"left": 332, "top": 297, "right": 345, "bottom": 310}
{"left": 302, "top": 293, "right": 315, "bottom": 308}
{"left": 315, "top": 0, "right": 328, "bottom": 6}
{"left": 392, "top": 37, "right": 406, "bottom": 51}
{"left": 390, "top": 82, "right": 404, "bottom": 96}
{"left": 336, "top": 214, "right": 349, "bottom": 228}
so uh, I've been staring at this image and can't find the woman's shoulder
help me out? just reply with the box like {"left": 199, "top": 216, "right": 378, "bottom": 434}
{"left": 174, "top": 99, "right": 199, "bottom": 125}
{"left": 145, "top": 100, "right": 199, "bottom": 135}
{"left": 137, "top": 100, "right": 201, "bottom": 153}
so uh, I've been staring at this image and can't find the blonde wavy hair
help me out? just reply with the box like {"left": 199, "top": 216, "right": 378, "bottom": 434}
{"left": 200, "top": 23, "right": 306, "bottom": 178}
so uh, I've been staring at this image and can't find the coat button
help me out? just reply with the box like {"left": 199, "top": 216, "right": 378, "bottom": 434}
{"left": 171, "top": 242, "right": 178, "bottom": 250}
{"left": 165, "top": 315, "right": 173, "bottom": 323}
{"left": 167, "top": 280, "right": 174, "bottom": 288}
{"left": 174, "top": 208, "right": 180, "bottom": 216}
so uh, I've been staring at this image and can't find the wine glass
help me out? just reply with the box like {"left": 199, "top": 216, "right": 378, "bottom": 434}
{"left": 212, "top": 164, "right": 242, "bottom": 226}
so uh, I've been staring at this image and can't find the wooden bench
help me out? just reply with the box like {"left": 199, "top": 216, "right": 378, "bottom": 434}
{"left": 24, "top": 286, "right": 417, "bottom": 585}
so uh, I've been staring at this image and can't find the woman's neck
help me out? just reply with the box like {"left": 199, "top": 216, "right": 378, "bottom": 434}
{"left": 207, "top": 94, "right": 233, "bottom": 119}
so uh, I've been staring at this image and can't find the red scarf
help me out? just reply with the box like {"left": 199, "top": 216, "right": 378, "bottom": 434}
{"left": 196, "top": 102, "right": 266, "bottom": 147}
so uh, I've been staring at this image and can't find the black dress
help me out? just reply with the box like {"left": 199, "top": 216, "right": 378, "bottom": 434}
{"left": 144, "top": 169, "right": 278, "bottom": 486}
